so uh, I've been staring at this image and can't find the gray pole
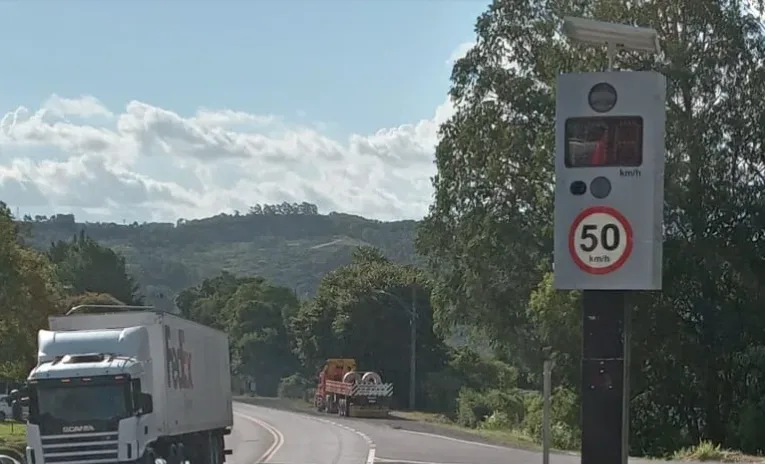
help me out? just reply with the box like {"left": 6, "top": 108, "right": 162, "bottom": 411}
{"left": 622, "top": 304, "right": 631, "bottom": 464}
{"left": 409, "top": 285, "right": 417, "bottom": 410}
{"left": 542, "top": 359, "right": 553, "bottom": 464}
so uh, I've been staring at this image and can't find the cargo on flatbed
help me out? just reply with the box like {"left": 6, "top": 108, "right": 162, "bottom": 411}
{"left": 314, "top": 358, "right": 393, "bottom": 418}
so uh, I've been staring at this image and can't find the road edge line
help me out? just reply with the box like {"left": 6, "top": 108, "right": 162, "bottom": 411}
{"left": 234, "top": 401, "right": 376, "bottom": 464}
{"left": 311, "top": 416, "right": 376, "bottom": 464}
{"left": 234, "top": 411, "right": 285, "bottom": 463}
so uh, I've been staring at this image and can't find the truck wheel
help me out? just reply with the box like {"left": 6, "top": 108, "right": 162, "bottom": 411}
{"left": 141, "top": 449, "right": 157, "bottom": 464}
{"left": 176, "top": 443, "right": 187, "bottom": 464}
{"left": 206, "top": 431, "right": 223, "bottom": 464}
{"left": 168, "top": 444, "right": 179, "bottom": 464}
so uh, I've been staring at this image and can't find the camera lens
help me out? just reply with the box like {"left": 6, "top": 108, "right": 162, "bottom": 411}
{"left": 569, "top": 181, "right": 587, "bottom": 195}
{"left": 590, "top": 176, "right": 612, "bottom": 199}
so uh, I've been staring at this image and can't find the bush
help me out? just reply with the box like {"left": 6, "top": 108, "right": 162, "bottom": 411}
{"left": 481, "top": 411, "right": 514, "bottom": 430}
{"left": 277, "top": 374, "right": 312, "bottom": 399}
{"left": 520, "top": 387, "right": 580, "bottom": 449}
{"left": 456, "top": 387, "right": 526, "bottom": 429}
{"left": 448, "top": 348, "right": 519, "bottom": 391}
{"left": 456, "top": 388, "right": 492, "bottom": 427}
{"left": 423, "top": 370, "right": 462, "bottom": 415}
{"left": 551, "top": 421, "right": 580, "bottom": 450}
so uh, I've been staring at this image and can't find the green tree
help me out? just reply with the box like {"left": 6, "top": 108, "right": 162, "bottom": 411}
{"left": 292, "top": 246, "right": 449, "bottom": 409}
{"left": 177, "top": 272, "right": 300, "bottom": 396}
{"left": 0, "top": 202, "right": 63, "bottom": 379}
{"left": 48, "top": 230, "right": 143, "bottom": 305}
{"left": 416, "top": 0, "right": 765, "bottom": 456}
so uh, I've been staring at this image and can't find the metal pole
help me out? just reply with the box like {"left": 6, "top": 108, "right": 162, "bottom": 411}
{"left": 622, "top": 304, "right": 631, "bottom": 464}
{"left": 409, "top": 285, "right": 417, "bottom": 410}
{"left": 543, "top": 359, "right": 553, "bottom": 464}
{"left": 581, "top": 290, "right": 626, "bottom": 464}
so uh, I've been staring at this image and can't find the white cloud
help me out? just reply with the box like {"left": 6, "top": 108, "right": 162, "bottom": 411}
{"left": 43, "top": 94, "right": 114, "bottom": 119}
{"left": 446, "top": 41, "right": 475, "bottom": 65}
{"left": 0, "top": 95, "right": 454, "bottom": 223}
{"left": 0, "top": 44, "right": 473, "bottom": 223}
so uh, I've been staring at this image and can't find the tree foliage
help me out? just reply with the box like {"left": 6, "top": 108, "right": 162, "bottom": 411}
{"left": 176, "top": 272, "right": 301, "bottom": 396}
{"left": 418, "top": 0, "right": 765, "bottom": 455}
{"left": 0, "top": 202, "right": 63, "bottom": 379}
{"left": 48, "top": 230, "right": 143, "bottom": 305}
{"left": 292, "top": 246, "right": 449, "bottom": 407}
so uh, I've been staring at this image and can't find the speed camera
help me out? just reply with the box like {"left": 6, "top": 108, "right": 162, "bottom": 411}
{"left": 553, "top": 71, "right": 666, "bottom": 291}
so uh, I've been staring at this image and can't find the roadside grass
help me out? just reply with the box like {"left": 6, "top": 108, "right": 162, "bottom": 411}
{"left": 671, "top": 441, "right": 765, "bottom": 463}
{"left": 0, "top": 421, "right": 26, "bottom": 457}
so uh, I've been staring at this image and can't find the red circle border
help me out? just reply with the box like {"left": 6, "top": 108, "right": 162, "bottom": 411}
{"left": 567, "top": 205, "right": 634, "bottom": 275}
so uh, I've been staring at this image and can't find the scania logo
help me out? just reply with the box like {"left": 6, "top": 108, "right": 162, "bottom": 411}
{"left": 62, "top": 425, "right": 96, "bottom": 433}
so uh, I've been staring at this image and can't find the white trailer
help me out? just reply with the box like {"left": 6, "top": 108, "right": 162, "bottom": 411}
{"left": 25, "top": 306, "right": 233, "bottom": 464}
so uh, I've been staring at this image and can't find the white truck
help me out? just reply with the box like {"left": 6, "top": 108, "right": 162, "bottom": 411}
{"left": 25, "top": 305, "right": 234, "bottom": 464}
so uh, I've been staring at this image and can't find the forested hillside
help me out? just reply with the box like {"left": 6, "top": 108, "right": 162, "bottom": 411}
{"left": 18, "top": 202, "right": 418, "bottom": 310}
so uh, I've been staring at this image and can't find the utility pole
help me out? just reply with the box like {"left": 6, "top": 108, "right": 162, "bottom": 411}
{"left": 409, "top": 284, "right": 417, "bottom": 410}
{"left": 543, "top": 359, "right": 554, "bottom": 464}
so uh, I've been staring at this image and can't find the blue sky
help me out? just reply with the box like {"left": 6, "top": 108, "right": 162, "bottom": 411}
{"left": 0, "top": 0, "right": 487, "bottom": 136}
{"left": 0, "top": 0, "right": 490, "bottom": 222}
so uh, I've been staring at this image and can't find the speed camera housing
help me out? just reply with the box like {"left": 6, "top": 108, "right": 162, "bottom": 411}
{"left": 553, "top": 71, "right": 666, "bottom": 291}
{"left": 562, "top": 16, "right": 661, "bottom": 54}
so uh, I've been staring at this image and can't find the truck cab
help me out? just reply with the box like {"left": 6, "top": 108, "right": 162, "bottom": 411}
{"left": 26, "top": 325, "right": 156, "bottom": 464}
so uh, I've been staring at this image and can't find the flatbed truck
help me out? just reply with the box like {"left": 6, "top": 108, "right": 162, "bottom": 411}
{"left": 314, "top": 358, "right": 393, "bottom": 418}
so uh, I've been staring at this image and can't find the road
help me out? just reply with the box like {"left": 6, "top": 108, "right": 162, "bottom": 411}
{"left": 229, "top": 401, "right": 371, "bottom": 464}
{"left": 228, "top": 401, "right": 560, "bottom": 464}
{"left": 228, "top": 401, "right": 713, "bottom": 464}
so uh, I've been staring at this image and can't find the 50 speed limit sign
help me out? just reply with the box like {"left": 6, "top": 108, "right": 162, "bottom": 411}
{"left": 568, "top": 206, "right": 634, "bottom": 275}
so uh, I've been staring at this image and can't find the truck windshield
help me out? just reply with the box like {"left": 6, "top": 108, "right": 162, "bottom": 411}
{"left": 34, "top": 384, "right": 129, "bottom": 424}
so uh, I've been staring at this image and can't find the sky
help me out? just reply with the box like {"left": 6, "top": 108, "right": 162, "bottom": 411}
{"left": 0, "top": 0, "right": 489, "bottom": 224}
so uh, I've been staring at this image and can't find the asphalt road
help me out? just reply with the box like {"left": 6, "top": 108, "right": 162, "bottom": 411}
{"left": 225, "top": 408, "right": 275, "bottom": 464}
{"left": 229, "top": 401, "right": 720, "bottom": 464}
{"left": 231, "top": 401, "right": 371, "bottom": 464}
{"left": 229, "top": 401, "right": 547, "bottom": 464}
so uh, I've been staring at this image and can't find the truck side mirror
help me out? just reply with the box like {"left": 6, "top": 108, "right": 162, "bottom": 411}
{"left": 140, "top": 394, "right": 153, "bottom": 414}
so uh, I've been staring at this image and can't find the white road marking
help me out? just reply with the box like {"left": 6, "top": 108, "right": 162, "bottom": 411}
{"left": 375, "top": 458, "right": 452, "bottom": 464}
{"left": 304, "top": 414, "right": 377, "bottom": 464}
{"left": 234, "top": 411, "right": 285, "bottom": 463}
{"left": 234, "top": 402, "right": 376, "bottom": 464}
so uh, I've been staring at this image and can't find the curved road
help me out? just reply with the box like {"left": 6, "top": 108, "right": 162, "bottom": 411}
{"left": 228, "top": 401, "right": 712, "bottom": 464}
{"left": 230, "top": 402, "right": 371, "bottom": 464}
{"left": 228, "top": 401, "right": 556, "bottom": 464}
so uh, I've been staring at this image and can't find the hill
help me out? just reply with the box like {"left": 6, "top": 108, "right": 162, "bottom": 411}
{"left": 18, "top": 202, "right": 419, "bottom": 311}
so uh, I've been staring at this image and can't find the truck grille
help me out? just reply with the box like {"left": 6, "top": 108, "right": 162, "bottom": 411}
{"left": 41, "top": 432, "right": 119, "bottom": 464}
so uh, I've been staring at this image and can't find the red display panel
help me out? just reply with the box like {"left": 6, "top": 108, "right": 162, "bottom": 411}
{"left": 564, "top": 116, "right": 643, "bottom": 168}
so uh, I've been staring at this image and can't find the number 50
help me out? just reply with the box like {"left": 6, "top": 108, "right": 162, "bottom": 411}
{"left": 579, "top": 223, "right": 620, "bottom": 252}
